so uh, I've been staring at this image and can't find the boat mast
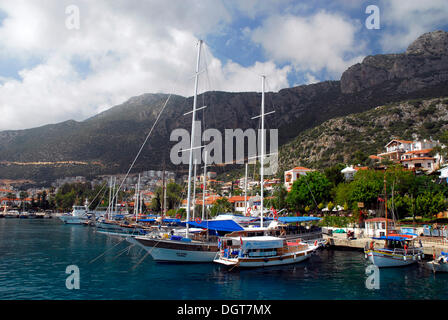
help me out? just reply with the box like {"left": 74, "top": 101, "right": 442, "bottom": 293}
{"left": 260, "top": 75, "right": 265, "bottom": 228}
{"left": 185, "top": 39, "right": 203, "bottom": 238}
{"left": 193, "top": 163, "right": 197, "bottom": 220}
{"left": 202, "top": 150, "right": 208, "bottom": 220}
{"left": 107, "top": 176, "right": 112, "bottom": 220}
{"left": 113, "top": 177, "right": 118, "bottom": 217}
{"left": 162, "top": 161, "right": 166, "bottom": 216}
{"left": 244, "top": 162, "right": 248, "bottom": 216}
{"left": 137, "top": 174, "right": 141, "bottom": 220}
{"left": 384, "top": 172, "right": 388, "bottom": 236}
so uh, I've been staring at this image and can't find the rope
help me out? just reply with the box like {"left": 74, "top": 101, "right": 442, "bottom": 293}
{"left": 109, "top": 91, "right": 173, "bottom": 207}
{"left": 88, "top": 237, "right": 127, "bottom": 264}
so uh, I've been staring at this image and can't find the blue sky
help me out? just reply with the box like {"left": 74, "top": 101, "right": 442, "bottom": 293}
{"left": 0, "top": 0, "right": 447, "bottom": 130}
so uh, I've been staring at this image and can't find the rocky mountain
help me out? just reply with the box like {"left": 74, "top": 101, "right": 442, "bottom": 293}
{"left": 1, "top": 31, "right": 448, "bottom": 184}
{"left": 278, "top": 96, "right": 448, "bottom": 170}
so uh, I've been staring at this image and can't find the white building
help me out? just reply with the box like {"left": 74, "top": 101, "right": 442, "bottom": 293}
{"left": 284, "top": 167, "right": 314, "bottom": 192}
{"left": 364, "top": 218, "right": 394, "bottom": 238}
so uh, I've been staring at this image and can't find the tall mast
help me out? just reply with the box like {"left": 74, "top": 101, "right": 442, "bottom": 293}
{"left": 113, "top": 177, "right": 118, "bottom": 217}
{"left": 162, "top": 165, "right": 166, "bottom": 216}
{"left": 260, "top": 75, "right": 265, "bottom": 228}
{"left": 384, "top": 172, "right": 388, "bottom": 236}
{"left": 134, "top": 183, "right": 138, "bottom": 222}
{"left": 137, "top": 174, "right": 141, "bottom": 219}
{"left": 107, "top": 176, "right": 112, "bottom": 220}
{"left": 193, "top": 163, "right": 197, "bottom": 220}
{"left": 202, "top": 151, "right": 208, "bottom": 220}
{"left": 185, "top": 39, "right": 203, "bottom": 238}
{"left": 244, "top": 163, "right": 248, "bottom": 216}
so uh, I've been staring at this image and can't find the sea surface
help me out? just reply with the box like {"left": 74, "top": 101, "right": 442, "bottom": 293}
{"left": 0, "top": 219, "right": 447, "bottom": 300}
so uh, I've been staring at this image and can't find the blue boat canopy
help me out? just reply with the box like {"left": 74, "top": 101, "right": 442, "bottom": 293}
{"left": 373, "top": 236, "right": 410, "bottom": 241}
{"left": 441, "top": 251, "right": 448, "bottom": 256}
{"left": 277, "top": 216, "right": 321, "bottom": 223}
{"left": 137, "top": 218, "right": 181, "bottom": 223}
{"left": 185, "top": 219, "right": 244, "bottom": 232}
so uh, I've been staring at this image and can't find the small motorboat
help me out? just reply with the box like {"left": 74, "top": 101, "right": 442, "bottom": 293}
{"left": 426, "top": 251, "right": 448, "bottom": 273}
{"left": 364, "top": 235, "right": 424, "bottom": 268}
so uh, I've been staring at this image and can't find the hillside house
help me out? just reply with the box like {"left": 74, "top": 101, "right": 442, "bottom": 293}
{"left": 284, "top": 167, "right": 314, "bottom": 191}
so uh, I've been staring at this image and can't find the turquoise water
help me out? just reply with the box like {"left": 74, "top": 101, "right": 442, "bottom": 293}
{"left": 0, "top": 219, "right": 447, "bottom": 300}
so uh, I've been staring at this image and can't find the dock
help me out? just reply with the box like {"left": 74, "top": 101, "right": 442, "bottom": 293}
{"left": 324, "top": 233, "right": 448, "bottom": 258}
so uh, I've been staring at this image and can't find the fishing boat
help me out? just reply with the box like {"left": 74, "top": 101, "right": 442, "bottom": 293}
{"left": 364, "top": 172, "right": 423, "bottom": 267}
{"left": 425, "top": 251, "right": 448, "bottom": 273}
{"left": 364, "top": 235, "right": 423, "bottom": 267}
{"left": 214, "top": 236, "right": 318, "bottom": 268}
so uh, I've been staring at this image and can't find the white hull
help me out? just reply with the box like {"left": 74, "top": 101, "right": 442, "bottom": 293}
{"left": 59, "top": 215, "right": 88, "bottom": 224}
{"left": 366, "top": 250, "right": 420, "bottom": 268}
{"left": 425, "top": 260, "right": 448, "bottom": 272}
{"left": 147, "top": 246, "right": 217, "bottom": 262}
{"left": 133, "top": 237, "right": 218, "bottom": 263}
{"left": 215, "top": 246, "right": 317, "bottom": 268}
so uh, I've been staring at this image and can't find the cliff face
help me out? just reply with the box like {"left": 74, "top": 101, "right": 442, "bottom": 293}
{"left": 1, "top": 31, "right": 448, "bottom": 183}
{"left": 340, "top": 30, "right": 448, "bottom": 94}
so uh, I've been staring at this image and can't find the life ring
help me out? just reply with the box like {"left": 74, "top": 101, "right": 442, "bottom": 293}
{"left": 314, "top": 240, "right": 318, "bottom": 246}
{"left": 176, "top": 214, "right": 181, "bottom": 219}
{"left": 246, "top": 207, "right": 252, "bottom": 217}
{"left": 195, "top": 217, "right": 202, "bottom": 224}
{"left": 369, "top": 241, "right": 374, "bottom": 250}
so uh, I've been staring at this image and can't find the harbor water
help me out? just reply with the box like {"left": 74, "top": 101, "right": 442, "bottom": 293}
{"left": 0, "top": 219, "right": 447, "bottom": 300}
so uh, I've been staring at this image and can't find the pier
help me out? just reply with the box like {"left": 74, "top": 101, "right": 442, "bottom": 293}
{"left": 324, "top": 233, "right": 448, "bottom": 258}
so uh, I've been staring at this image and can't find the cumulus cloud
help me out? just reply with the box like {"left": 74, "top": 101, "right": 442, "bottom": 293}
{"left": 0, "top": 0, "right": 290, "bottom": 130}
{"left": 378, "top": 0, "right": 448, "bottom": 52}
{"left": 250, "top": 11, "right": 365, "bottom": 77}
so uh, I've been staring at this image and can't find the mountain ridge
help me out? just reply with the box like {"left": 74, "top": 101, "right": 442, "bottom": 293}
{"left": 1, "top": 30, "right": 448, "bottom": 184}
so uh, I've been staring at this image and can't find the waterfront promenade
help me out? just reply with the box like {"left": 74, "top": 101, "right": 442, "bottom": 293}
{"left": 324, "top": 231, "right": 448, "bottom": 257}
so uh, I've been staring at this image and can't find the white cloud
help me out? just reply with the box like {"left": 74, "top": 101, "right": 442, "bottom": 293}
{"left": 304, "top": 73, "right": 319, "bottom": 84}
{"left": 379, "top": 0, "right": 448, "bottom": 52}
{"left": 0, "top": 1, "right": 290, "bottom": 130}
{"left": 250, "top": 11, "right": 365, "bottom": 77}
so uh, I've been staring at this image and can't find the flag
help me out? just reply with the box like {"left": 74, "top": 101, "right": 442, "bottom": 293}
{"left": 240, "top": 235, "right": 243, "bottom": 246}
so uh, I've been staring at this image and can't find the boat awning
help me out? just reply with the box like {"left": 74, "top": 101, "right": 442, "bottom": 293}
{"left": 137, "top": 218, "right": 181, "bottom": 223}
{"left": 373, "top": 236, "right": 410, "bottom": 241}
{"left": 277, "top": 216, "right": 321, "bottom": 223}
{"left": 234, "top": 236, "right": 284, "bottom": 250}
{"left": 185, "top": 219, "right": 244, "bottom": 232}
